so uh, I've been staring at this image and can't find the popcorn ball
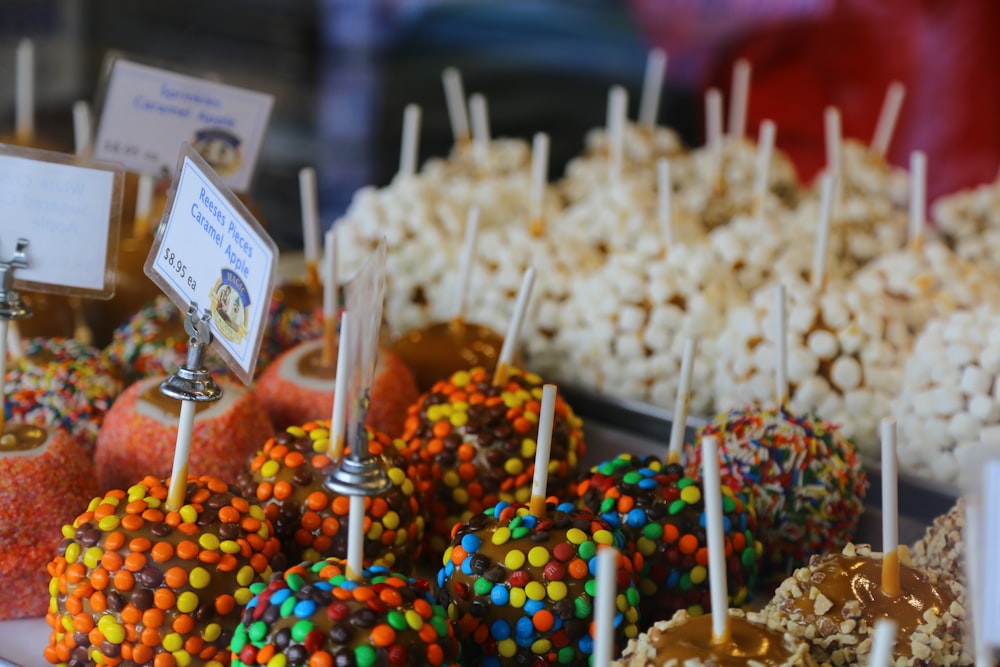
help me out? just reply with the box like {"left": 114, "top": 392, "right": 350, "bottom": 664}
{"left": 436, "top": 500, "right": 641, "bottom": 666}
{"left": 7, "top": 336, "right": 123, "bottom": 455}
{"left": 0, "top": 424, "right": 99, "bottom": 620}
{"left": 892, "top": 306, "right": 1000, "bottom": 489}
{"left": 235, "top": 421, "right": 424, "bottom": 574}
{"left": 400, "top": 366, "right": 585, "bottom": 556}
{"left": 760, "top": 543, "right": 971, "bottom": 667}
{"left": 931, "top": 178, "right": 1000, "bottom": 264}
{"left": 687, "top": 406, "right": 868, "bottom": 579}
{"left": 232, "top": 558, "right": 460, "bottom": 667}
{"left": 575, "top": 455, "right": 761, "bottom": 622}
{"left": 713, "top": 275, "right": 911, "bottom": 453}
{"left": 94, "top": 375, "right": 275, "bottom": 493}
{"left": 44, "top": 475, "right": 281, "bottom": 667}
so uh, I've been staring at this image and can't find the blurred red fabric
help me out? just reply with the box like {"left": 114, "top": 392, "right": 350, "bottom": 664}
{"left": 633, "top": 0, "right": 1000, "bottom": 202}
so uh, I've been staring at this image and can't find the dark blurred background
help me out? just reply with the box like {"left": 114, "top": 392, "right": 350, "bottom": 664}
{"left": 7, "top": 0, "right": 689, "bottom": 250}
{"left": 5, "top": 0, "right": 1000, "bottom": 250}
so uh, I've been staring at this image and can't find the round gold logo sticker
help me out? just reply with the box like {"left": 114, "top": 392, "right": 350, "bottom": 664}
{"left": 210, "top": 268, "right": 250, "bottom": 344}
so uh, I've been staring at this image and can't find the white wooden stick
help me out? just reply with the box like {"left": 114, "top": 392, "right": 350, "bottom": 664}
{"left": 470, "top": 93, "right": 490, "bottom": 169}
{"left": 908, "top": 151, "right": 927, "bottom": 247}
{"left": 299, "top": 167, "right": 321, "bottom": 266}
{"left": 529, "top": 133, "right": 550, "bottom": 226}
{"left": 752, "top": 120, "right": 776, "bottom": 220}
{"left": 330, "top": 312, "right": 351, "bottom": 460}
{"left": 727, "top": 59, "right": 751, "bottom": 142}
{"left": 870, "top": 82, "right": 906, "bottom": 158}
{"left": 592, "top": 546, "right": 619, "bottom": 667}
{"left": 607, "top": 86, "right": 628, "bottom": 186}
{"left": 666, "top": 338, "right": 695, "bottom": 463}
{"left": 451, "top": 207, "right": 480, "bottom": 320}
{"left": 73, "top": 100, "right": 91, "bottom": 156}
{"left": 638, "top": 49, "right": 667, "bottom": 128}
{"left": 442, "top": 68, "right": 470, "bottom": 145}
{"left": 869, "top": 620, "right": 898, "bottom": 667}
{"left": 166, "top": 400, "right": 197, "bottom": 511}
{"left": 702, "top": 434, "right": 730, "bottom": 642}
{"left": 824, "top": 106, "right": 842, "bottom": 183}
{"left": 323, "top": 228, "right": 338, "bottom": 320}
{"left": 6, "top": 320, "right": 21, "bottom": 361}
{"left": 811, "top": 174, "right": 835, "bottom": 291}
{"left": 881, "top": 417, "right": 898, "bottom": 559}
{"left": 346, "top": 494, "right": 365, "bottom": 582}
{"left": 0, "top": 320, "right": 7, "bottom": 432}
{"left": 775, "top": 284, "right": 788, "bottom": 407}
{"left": 964, "top": 502, "right": 992, "bottom": 667}
{"left": 496, "top": 267, "right": 536, "bottom": 374}
{"left": 399, "top": 104, "right": 421, "bottom": 178}
{"left": 657, "top": 158, "right": 673, "bottom": 245}
{"left": 135, "top": 173, "right": 154, "bottom": 226}
{"left": 706, "top": 88, "right": 723, "bottom": 184}
{"left": 529, "top": 384, "right": 558, "bottom": 515}
{"left": 15, "top": 39, "right": 33, "bottom": 141}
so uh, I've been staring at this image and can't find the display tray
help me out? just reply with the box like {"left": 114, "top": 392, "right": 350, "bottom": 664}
{"left": 0, "top": 393, "right": 958, "bottom": 666}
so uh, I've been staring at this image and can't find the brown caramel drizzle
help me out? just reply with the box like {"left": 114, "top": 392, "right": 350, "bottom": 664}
{"left": 390, "top": 319, "right": 506, "bottom": 391}
{"left": 791, "top": 555, "right": 956, "bottom": 657}
{"left": 0, "top": 423, "right": 49, "bottom": 453}
{"left": 646, "top": 615, "right": 796, "bottom": 666}
{"left": 297, "top": 346, "right": 337, "bottom": 380}
{"left": 139, "top": 384, "right": 214, "bottom": 416}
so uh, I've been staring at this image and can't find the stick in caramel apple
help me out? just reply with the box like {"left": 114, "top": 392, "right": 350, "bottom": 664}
{"left": 73, "top": 100, "right": 91, "bottom": 156}
{"left": 607, "top": 85, "right": 627, "bottom": 187}
{"left": 811, "top": 173, "right": 836, "bottom": 291}
{"left": 299, "top": 166, "right": 322, "bottom": 293}
{"left": 592, "top": 545, "right": 620, "bottom": 667}
{"left": 15, "top": 39, "right": 33, "bottom": 144}
{"left": 320, "top": 227, "right": 339, "bottom": 367}
{"left": 870, "top": 81, "right": 906, "bottom": 159}
{"left": 529, "top": 132, "right": 550, "bottom": 236}
{"left": 908, "top": 150, "right": 927, "bottom": 251}
{"left": 752, "top": 120, "right": 776, "bottom": 222}
{"left": 880, "top": 416, "right": 901, "bottom": 597}
{"left": 399, "top": 103, "right": 421, "bottom": 179}
{"left": 493, "top": 266, "right": 536, "bottom": 386}
{"left": 657, "top": 157, "right": 674, "bottom": 245}
{"left": 666, "top": 337, "right": 696, "bottom": 465}
{"left": 705, "top": 88, "right": 724, "bottom": 190}
{"left": 727, "top": 59, "right": 751, "bottom": 144}
{"left": 702, "top": 433, "right": 732, "bottom": 644}
{"left": 450, "top": 206, "right": 480, "bottom": 325}
{"left": 469, "top": 93, "right": 491, "bottom": 172}
{"left": 528, "top": 383, "right": 558, "bottom": 516}
{"left": 442, "top": 67, "right": 471, "bottom": 149}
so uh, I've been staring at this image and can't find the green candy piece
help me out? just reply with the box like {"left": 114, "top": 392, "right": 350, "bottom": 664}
{"left": 668, "top": 499, "right": 687, "bottom": 515}
{"left": 249, "top": 582, "right": 266, "bottom": 595}
{"left": 387, "top": 611, "right": 408, "bottom": 631}
{"left": 280, "top": 597, "right": 297, "bottom": 618}
{"left": 677, "top": 477, "right": 693, "bottom": 489}
{"left": 584, "top": 579, "right": 597, "bottom": 597}
{"left": 574, "top": 596, "right": 592, "bottom": 619}
{"left": 474, "top": 577, "right": 494, "bottom": 595}
{"left": 558, "top": 647, "right": 577, "bottom": 664}
{"left": 431, "top": 615, "right": 450, "bottom": 637}
{"left": 511, "top": 527, "right": 531, "bottom": 540}
{"left": 248, "top": 621, "right": 268, "bottom": 642}
{"left": 626, "top": 586, "right": 640, "bottom": 606}
{"left": 622, "top": 471, "right": 641, "bottom": 485}
{"left": 285, "top": 572, "right": 304, "bottom": 591}
{"left": 742, "top": 547, "right": 758, "bottom": 567}
{"left": 642, "top": 523, "right": 663, "bottom": 540}
{"left": 722, "top": 495, "right": 736, "bottom": 513}
{"left": 291, "top": 620, "right": 313, "bottom": 642}
{"left": 230, "top": 626, "right": 248, "bottom": 652}
{"left": 679, "top": 573, "right": 692, "bottom": 591}
{"left": 578, "top": 541, "right": 596, "bottom": 560}
{"left": 600, "top": 497, "right": 616, "bottom": 514}
{"left": 355, "top": 646, "right": 377, "bottom": 667}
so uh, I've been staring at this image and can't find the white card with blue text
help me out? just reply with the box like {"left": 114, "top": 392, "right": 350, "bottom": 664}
{"left": 145, "top": 145, "right": 277, "bottom": 384}
{"left": 0, "top": 144, "right": 123, "bottom": 298}
{"left": 94, "top": 57, "right": 273, "bottom": 192}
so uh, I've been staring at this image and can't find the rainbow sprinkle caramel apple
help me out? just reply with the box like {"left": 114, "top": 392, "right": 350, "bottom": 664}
{"left": 436, "top": 500, "right": 641, "bottom": 667}
{"left": 235, "top": 420, "right": 424, "bottom": 575}
{"left": 575, "top": 454, "right": 761, "bottom": 623}
{"left": 399, "top": 366, "right": 585, "bottom": 556}
{"left": 0, "top": 423, "right": 99, "bottom": 620}
{"left": 6, "top": 337, "right": 123, "bottom": 456}
{"left": 231, "top": 558, "right": 460, "bottom": 667}
{"left": 685, "top": 406, "right": 867, "bottom": 580}
{"left": 94, "top": 375, "right": 275, "bottom": 493}
{"left": 44, "top": 475, "right": 281, "bottom": 667}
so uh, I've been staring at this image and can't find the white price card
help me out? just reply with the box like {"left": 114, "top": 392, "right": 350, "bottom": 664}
{"left": 94, "top": 56, "right": 274, "bottom": 192}
{"left": 0, "top": 144, "right": 123, "bottom": 298}
{"left": 145, "top": 144, "right": 277, "bottom": 385}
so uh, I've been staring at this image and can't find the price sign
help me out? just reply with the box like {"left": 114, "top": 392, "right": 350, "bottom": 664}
{"left": 145, "top": 144, "right": 277, "bottom": 384}
{"left": 94, "top": 55, "right": 274, "bottom": 192}
{"left": 0, "top": 144, "right": 123, "bottom": 298}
